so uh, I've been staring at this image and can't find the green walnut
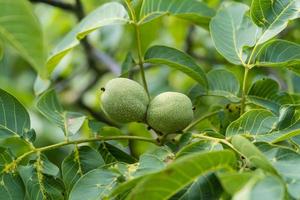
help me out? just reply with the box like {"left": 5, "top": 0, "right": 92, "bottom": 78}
{"left": 147, "top": 92, "right": 193, "bottom": 134}
{"left": 101, "top": 78, "right": 149, "bottom": 123}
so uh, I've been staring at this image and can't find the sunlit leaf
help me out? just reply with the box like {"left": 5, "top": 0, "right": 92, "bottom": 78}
{"left": 210, "top": 2, "right": 260, "bottom": 65}
{"left": 46, "top": 2, "right": 129, "bottom": 75}
{"left": 139, "top": 0, "right": 215, "bottom": 26}
{"left": 0, "top": 0, "right": 46, "bottom": 74}
{"left": 218, "top": 172, "right": 253, "bottom": 195}
{"left": 144, "top": 45, "right": 207, "bottom": 87}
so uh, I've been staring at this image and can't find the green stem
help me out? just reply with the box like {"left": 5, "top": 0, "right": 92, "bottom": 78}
{"left": 3, "top": 135, "right": 157, "bottom": 173}
{"left": 240, "top": 67, "right": 249, "bottom": 115}
{"left": 125, "top": 0, "right": 150, "bottom": 98}
{"left": 184, "top": 110, "right": 222, "bottom": 132}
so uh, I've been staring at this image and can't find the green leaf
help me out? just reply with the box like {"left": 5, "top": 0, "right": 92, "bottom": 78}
{"left": 250, "top": 0, "right": 300, "bottom": 45}
{"left": 0, "top": 89, "right": 30, "bottom": 138}
{"left": 126, "top": 150, "right": 236, "bottom": 200}
{"left": 139, "top": 0, "right": 215, "bottom": 26}
{"left": 144, "top": 45, "right": 207, "bottom": 87}
{"left": 231, "top": 135, "right": 277, "bottom": 174}
{"left": 207, "top": 69, "right": 240, "bottom": 102}
{"left": 171, "top": 173, "right": 223, "bottom": 200}
{"left": 0, "top": 173, "right": 25, "bottom": 200}
{"left": 98, "top": 142, "right": 137, "bottom": 164}
{"left": 0, "top": 136, "right": 33, "bottom": 157}
{"left": 46, "top": 2, "right": 129, "bottom": 75}
{"left": 0, "top": 148, "right": 12, "bottom": 172}
{"left": 255, "top": 40, "right": 300, "bottom": 74}
{"left": 68, "top": 168, "right": 119, "bottom": 200}
{"left": 210, "top": 2, "right": 260, "bottom": 65}
{"left": 121, "top": 53, "right": 135, "bottom": 78}
{"left": 36, "top": 89, "right": 86, "bottom": 137}
{"left": 62, "top": 146, "right": 104, "bottom": 194}
{"left": 18, "top": 165, "right": 64, "bottom": 200}
{"left": 233, "top": 174, "right": 285, "bottom": 200}
{"left": 0, "top": 0, "right": 46, "bottom": 74}
{"left": 257, "top": 143, "right": 300, "bottom": 199}
{"left": 226, "top": 109, "right": 278, "bottom": 137}
{"left": 218, "top": 172, "right": 253, "bottom": 195}
{"left": 247, "top": 78, "right": 293, "bottom": 113}
{"left": 176, "top": 140, "right": 223, "bottom": 158}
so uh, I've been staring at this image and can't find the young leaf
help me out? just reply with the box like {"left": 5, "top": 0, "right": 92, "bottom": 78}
{"left": 0, "top": 0, "right": 46, "bottom": 75}
{"left": 250, "top": 0, "right": 300, "bottom": 45}
{"left": 207, "top": 69, "right": 240, "bottom": 102}
{"left": 46, "top": 2, "right": 129, "bottom": 75}
{"left": 226, "top": 110, "right": 278, "bottom": 137}
{"left": 255, "top": 40, "right": 300, "bottom": 74}
{"left": 210, "top": 2, "right": 260, "bottom": 65}
{"left": 139, "top": 0, "right": 215, "bottom": 26}
{"left": 126, "top": 150, "right": 236, "bottom": 200}
{"left": 231, "top": 135, "right": 277, "bottom": 174}
{"left": 247, "top": 78, "right": 293, "bottom": 113}
{"left": 36, "top": 89, "right": 86, "bottom": 137}
{"left": 0, "top": 173, "right": 25, "bottom": 200}
{"left": 62, "top": 146, "right": 105, "bottom": 194}
{"left": 0, "top": 89, "right": 30, "bottom": 138}
{"left": 218, "top": 172, "right": 253, "bottom": 195}
{"left": 68, "top": 169, "right": 119, "bottom": 200}
{"left": 144, "top": 45, "right": 207, "bottom": 87}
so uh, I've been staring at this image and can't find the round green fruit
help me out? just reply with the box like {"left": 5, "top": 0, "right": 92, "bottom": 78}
{"left": 147, "top": 92, "right": 193, "bottom": 134}
{"left": 101, "top": 78, "right": 149, "bottom": 123}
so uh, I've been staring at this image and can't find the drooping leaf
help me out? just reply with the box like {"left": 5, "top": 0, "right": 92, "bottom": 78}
{"left": 46, "top": 2, "right": 129, "bottom": 75}
{"left": 207, "top": 69, "right": 240, "bottom": 102}
{"left": 144, "top": 45, "right": 207, "bottom": 87}
{"left": 126, "top": 150, "right": 236, "bottom": 200}
{"left": 226, "top": 110, "right": 278, "bottom": 137}
{"left": 0, "top": 173, "right": 25, "bottom": 200}
{"left": 36, "top": 89, "right": 86, "bottom": 137}
{"left": 257, "top": 143, "right": 300, "bottom": 199}
{"left": 0, "top": 0, "right": 46, "bottom": 74}
{"left": 231, "top": 135, "right": 277, "bottom": 174}
{"left": 247, "top": 78, "right": 293, "bottom": 113}
{"left": 139, "top": 0, "right": 215, "bottom": 26}
{"left": 41, "top": 154, "right": 59, "bottom": 177}
{"left": 68, "top": 169, "right": 119, "bottom": 200}
{"left": 250, "top": 0, "right": 300, "bottom": 45}
{"left": 0, "top": 89, "right": 30, "bottom": 138}
{"left": 255, "top": 40, "right": 300, "bottom": 74}
{"left": 98, "top": 142, "right": 137, "bottom": 164}
{"left": 210, "top": 2, "right": 260, "bottom": 65}
{"left": 171, "top": 172, "right": 223, "bottom": 200}
{"left": 62, "top": 146, "right": 104, "bottom": 194}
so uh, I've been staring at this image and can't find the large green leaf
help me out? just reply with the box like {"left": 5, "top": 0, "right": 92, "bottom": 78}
{"left": 247, "top": 78, "right": 293, "bottom": 113}
{"left": 36, "top": 89, "right": 86, "bottom": 137}
{"left": 250, "top": 0, "right": 300, "bottom": 45}
{"left": 255, "top": 40, "right": 300, "bottom": 74}
{"left": 46, "top": 2, "right": 129, "bottom": 75}
{"left": 0, "top": 0, "right": 46, "bottom": 74}
{"left": 233, "top": 174, "right": 285, "bottom": 200}
{"left": 218, "top": 172, "right": 253, "bottom": 195}
{"left": 144, "top": 45, "right": 207, "bottom": 87}
{"left": 0, "top": 173, "right": 25, "bottom": 200}
{"left": 0, "top": 89, "right": 30, "bottom": 138}
{"left": 210, "top": 3, "right": 260, "bottom": 65}
{"left": 139, "top": 0, "right": 215, "bottom": 26}
{"left": 69, "top": 169, "right": 119, "bottom": 200}
{"left": 226, "top": 110, "right": 278, "bottom": 137}
{"left": 257, "top": 143, "right": 300, "bottom": 199}
{"left": 171, "top": 173, "right": 223, "bottom": 200}
{"left": 231, "top": 135, "right": 277, "bottom": 174}
{"left": 207, "top": 69, "right": 240, "bottom": 102}
{"left": 62, "top": 146, "right": 104, "bottom": 195}
{"left": 126, "top": 150, "right": 236, "bottom": 200}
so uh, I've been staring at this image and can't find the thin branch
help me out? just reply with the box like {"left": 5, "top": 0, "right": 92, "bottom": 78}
{"left": 29, "top": 0, "right": 75, "bottom": 11}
